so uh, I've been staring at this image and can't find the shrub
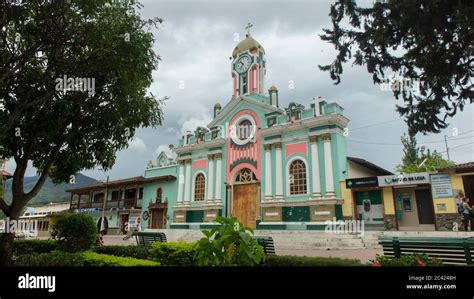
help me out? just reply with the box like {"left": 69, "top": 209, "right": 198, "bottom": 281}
{"left": 150, "top": 242, "right": 198, "bottom": 266}
{"left": 370, "top": 253, "right": 443, "bottom": 266}
{"left": 51, "top": 213, "right": 97, "bottom": 252}
{"left": 82, "top": 252, "right": 160, "bottom": 266}
{"left": 195, "top": 217, "right": 265, "bottom": 266}
{"left": 15, "top": 251, "right": 160, "bottom": 266}
{"left": 15, "top": 251, "right": 85, "bottom": 266}
{"left": 263, "top": 255, "right": 362, "bottom": 266}
{"left": 94, "top": 245, "right": 152, "bottom": 260}
{"left": 13, "top": 239, "right": 59, "bottom": 256}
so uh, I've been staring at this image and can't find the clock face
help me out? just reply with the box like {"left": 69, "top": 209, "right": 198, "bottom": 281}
{"left": 235, "top": 55, "right": 251, "bottom": 73}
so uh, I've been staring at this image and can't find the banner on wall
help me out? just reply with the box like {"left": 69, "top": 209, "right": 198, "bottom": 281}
{"left": 430, "top": 173, "right": 453, "bottom": 199}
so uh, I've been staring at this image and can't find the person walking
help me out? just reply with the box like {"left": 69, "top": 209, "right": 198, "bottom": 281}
{"left": 96, "top": 230, "right": 105, "bottom": 247}
{"left": 461, "top": 197, "right": 472, "bottom": 231}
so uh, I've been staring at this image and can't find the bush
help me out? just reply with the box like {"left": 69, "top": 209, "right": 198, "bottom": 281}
{"left": 51, "top": 213, "right": 97, "bottom": 252}
{"left": 13, "top": 239, "right": 59, "bottom": 256}
{"left": 15, "top": 251, "right": 85, "bottom": 266}
{"left": 195, "top": 217, "right": 265, "bottom": 266}
{"left": 370, "top": 253, "right": 443, "bottom": 266}
{"left": 263, "top": 255, "right": 362, "bottom": 266}
{"left": 82, "top": 252, "right": 160, "bottom": 266}
{"left": 94, "top": 245, "right": 152, "bottom": 260}
{"left": 15, "top": 251, "right": 160, "bottom": 266}
{"left": 150, "top": 242, "right": 198, "bottom": 266}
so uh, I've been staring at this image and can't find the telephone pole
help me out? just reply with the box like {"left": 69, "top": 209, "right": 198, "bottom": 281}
{"left": 444, "top": 135, "right": 450, "bottom": 160}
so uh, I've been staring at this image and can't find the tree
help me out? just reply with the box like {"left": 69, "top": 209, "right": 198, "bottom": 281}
{"left": 0, "top": 0, "right": 164, "bottom": 265}
{"left": 395, "top": 133, "right": 454, "bottom": 173}
{"left": 319, "top": 0, "right": 474, "bottom": 135}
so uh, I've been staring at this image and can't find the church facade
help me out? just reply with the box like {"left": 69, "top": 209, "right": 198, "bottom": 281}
{"left": 141, "top": 32, "right": 350, "bottom": 230}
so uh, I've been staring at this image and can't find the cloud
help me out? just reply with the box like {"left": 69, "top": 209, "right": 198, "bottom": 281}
{"left": 180, "top": 115, "right": 213, "bottom": 135}
{"left": 154, "top": 144, "right": 172, "bottom": 156}
{"left": 127, "top": 137, "right": 147, "bottom": 153}
{"left": 4, "top": 0, "right": 472, "bottom": 181}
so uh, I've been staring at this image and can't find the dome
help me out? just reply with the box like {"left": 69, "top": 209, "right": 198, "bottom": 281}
{"left": 232, "top": 36, "right": 265, "bottom": 59}
{"left": 268, "top": 86, "right": 278, "bottom": 91}
{"left": 214, "top": 103, "right": 221, "bottom": 109}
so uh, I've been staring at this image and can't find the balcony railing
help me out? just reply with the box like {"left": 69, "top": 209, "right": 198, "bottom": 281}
{"left": 71, "top": 197, "right": 143, "bottom": 210}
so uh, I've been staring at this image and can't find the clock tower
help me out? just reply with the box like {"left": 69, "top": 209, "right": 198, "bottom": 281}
{"left": 231, "top": 23, "right": 266, "bottom": 97}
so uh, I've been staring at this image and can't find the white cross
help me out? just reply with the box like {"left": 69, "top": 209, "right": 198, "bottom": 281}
{"left": 245, "top": 23, "right": 253, "bottom": 36}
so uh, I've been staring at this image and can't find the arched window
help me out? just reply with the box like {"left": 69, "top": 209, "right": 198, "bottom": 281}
{"left": 156, "top": 188, "right": 162, "bottom": 203}
{"left": 289, "top": 159, "right": 307, "bottom": 195}
{"left": 194, "top": 173, "right": 205, "bottom": 201}
{"left": 235, "top": 168, "right": 256, "bottom": 183}
{"left": 237, "top": 119, "right": 253, "bottom": 140}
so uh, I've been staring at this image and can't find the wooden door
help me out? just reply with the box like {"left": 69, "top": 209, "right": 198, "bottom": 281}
{"left": 151, "top": 209, "right": 164, "bottom": 229}
{"left": 232, "top": 183, "right": 258, "bottom": 229}
{"left": 415, "top": 189, "right": 435, "bottom": 224}
{"left": 463, "top": 175, "right": 474, "bottom": 206}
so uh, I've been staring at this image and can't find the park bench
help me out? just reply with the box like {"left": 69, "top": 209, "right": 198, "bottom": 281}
{"left": 253, "top": 236, "right": 276, "bottom": 255}
{"left": 132, "top": 231, "right": 167, "bottom": 246}
{"left": 378, "top": 235, "right": 474, "bottom": 265}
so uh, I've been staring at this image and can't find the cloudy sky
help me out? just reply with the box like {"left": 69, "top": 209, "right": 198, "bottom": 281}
{"left": 6, "top": 0, "right": 474, "bottom": 181}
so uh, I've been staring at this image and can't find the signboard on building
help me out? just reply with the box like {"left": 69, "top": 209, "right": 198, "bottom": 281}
{"left": 430, "top": 173, "right": 453, "bottom": 199}
{"left": 378, "top": 172, "right": 430, "bottom": 187}
{"left": 345, "top": 177, "right": 379, "bottom": 189}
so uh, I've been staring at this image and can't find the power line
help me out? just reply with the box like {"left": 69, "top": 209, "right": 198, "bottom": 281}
{"left": 437, "top": 142, "right": 474, "bottom": 154}
{"left": 456, "top": 129, "right": 474, "bottom": 136}
{"left": 347, "top": 134, "right": 474, "bottom": 146}
{"left": 424, "top": 135, "right": 474, "bottom": 143}
{"left": 347, "top": 139, "right": 400, "bottom": 146}
{"left": 349, "top": 118, "right": 402, "bottom": 131}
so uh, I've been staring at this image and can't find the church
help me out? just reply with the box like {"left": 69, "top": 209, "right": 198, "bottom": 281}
{"left": 141, "top": 27, "right": 350, "bottom": 230}
{"left": 67, "top": 27, "right": 465, "bottom": 233}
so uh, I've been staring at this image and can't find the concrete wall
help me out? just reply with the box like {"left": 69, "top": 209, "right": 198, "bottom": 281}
{"left": 347, "top": 160, "right": 379, "bottom": 178}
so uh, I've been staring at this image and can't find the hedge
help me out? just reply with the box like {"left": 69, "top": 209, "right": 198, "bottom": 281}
{"left": 82, "top": 252, "right": 160, "bottom": 266}
{"left": 150, "top": 242, "right": 198, "bottom": 266}
{"left": 14, "top": 251, "right": 160, "bottom": 266}
{"left": 96, "top": 242, "right": 198, "bottom": 266}
{"left": 15, "top": 251, "right": 86, "bottom": 266}
{"left": 14, "top": 239, "right": 59, "bottom": 256}
{"left": 94, "top": 245, "right": 152, "bottom": 260}
{"left": 263, "top": 255, "right": 362, "bottom": 266}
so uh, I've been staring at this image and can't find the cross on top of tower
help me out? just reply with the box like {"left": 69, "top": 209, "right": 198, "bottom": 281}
{"left": 245, "top": 22, "right": 253, "bottom": 37}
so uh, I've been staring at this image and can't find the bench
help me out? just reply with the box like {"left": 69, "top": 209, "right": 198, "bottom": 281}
{"left": 379, "top": 235, "right": 474, "bottom": 265}
{"left": 253, "top": 236, "right": 276, "bottom": 255}
{"left": 132, "top": 231, "right": 167, "bottom": 246}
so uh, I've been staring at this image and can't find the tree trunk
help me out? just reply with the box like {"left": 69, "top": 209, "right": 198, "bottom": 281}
{"left": 0, "top": 227, "right": 16, "bottom": 266}
{"left": 1, "top": 198, "right": 24, "bottom": 266}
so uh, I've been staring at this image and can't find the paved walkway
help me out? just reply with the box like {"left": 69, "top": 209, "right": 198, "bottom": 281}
{"left": 104, "top": 235, "right": 136, "bottom": 246}
{"left": 103, "top": 235, "right": 381, "bottom": 264}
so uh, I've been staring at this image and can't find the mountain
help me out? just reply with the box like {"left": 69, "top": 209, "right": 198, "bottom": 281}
{"left": 3, "top": 173, "right": 98, "bottom": 206}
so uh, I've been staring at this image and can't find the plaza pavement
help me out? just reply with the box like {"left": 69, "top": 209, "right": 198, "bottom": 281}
{"left": 103, "top": 235, "right": 381, "bottom": 264}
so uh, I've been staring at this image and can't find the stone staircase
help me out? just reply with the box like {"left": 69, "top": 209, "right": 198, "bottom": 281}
{"left": 147, "top": 229, "right": 383, "bottom": 250}
{"left": 145, "top": 229, "right": 474, "bottom": 252}
{"left": 256, "top": 230, "right": 380, "bottom": 250}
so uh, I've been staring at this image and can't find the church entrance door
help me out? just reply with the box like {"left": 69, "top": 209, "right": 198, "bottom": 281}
{"left": 232, "top": 168, "right": 259, "bottom": 229}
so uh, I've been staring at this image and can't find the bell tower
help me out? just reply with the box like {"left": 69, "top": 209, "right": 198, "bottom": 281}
{"left": 231, "top": 23, "right": 266, "bottom": 97}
